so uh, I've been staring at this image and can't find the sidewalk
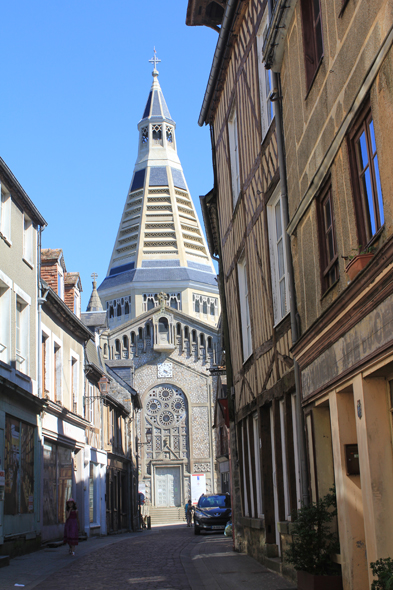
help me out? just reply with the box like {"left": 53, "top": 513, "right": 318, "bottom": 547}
{"left": 0, "top": 525, "right": 297, "bottom": 590}
{"left": 0, "top": 531, "right": 141, "bottom": 590}
{"left": 181, "top": 534, "right": 296, "bottom": 590}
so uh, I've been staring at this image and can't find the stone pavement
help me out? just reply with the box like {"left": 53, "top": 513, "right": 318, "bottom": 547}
{"left": 0, "top": 525, "right": 297, "bottom": 590}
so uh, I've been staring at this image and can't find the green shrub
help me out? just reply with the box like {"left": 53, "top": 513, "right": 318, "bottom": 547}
{"left": 370, "top": 558, "right": 393, "bottom": 590}
{"left": 285, "top": 489, "right": 340, "bottom": 575}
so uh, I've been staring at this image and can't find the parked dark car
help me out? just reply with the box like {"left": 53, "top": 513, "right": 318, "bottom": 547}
{"left": 194, "top": 493, "right": 231, "bottom": 535}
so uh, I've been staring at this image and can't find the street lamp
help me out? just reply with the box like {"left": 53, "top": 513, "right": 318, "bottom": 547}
{"left": 98, "top": 374, "right": 110, "bottom": 396}
{"left": 139, "top": 427, "right": 152, "bottom": 446}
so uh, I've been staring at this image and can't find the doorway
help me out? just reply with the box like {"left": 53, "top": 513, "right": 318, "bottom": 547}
{"left": 155, "top": 467, "right": 181, "bottom": 507}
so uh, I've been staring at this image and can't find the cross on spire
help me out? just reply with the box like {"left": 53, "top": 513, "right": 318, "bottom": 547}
{"left": 91, "top": 272, "right": 98, "bottom": 284}
{"left": 149, "top": 47, "right": 161, "bottom": 73}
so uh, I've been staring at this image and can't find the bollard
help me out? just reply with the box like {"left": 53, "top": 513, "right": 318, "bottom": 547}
{"left": 147, "top": 516, "right": 151, "bottom": 529}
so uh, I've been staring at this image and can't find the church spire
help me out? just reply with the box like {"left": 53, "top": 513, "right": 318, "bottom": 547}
{"left": 98, "top": 54, "right": 217, "bottom": 326}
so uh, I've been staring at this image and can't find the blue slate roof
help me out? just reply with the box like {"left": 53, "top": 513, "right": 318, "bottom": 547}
{"left": 141, "top": 83, "right": 172, "bottom": 121}
{"left": 98, "top": 266, "right": 217, "bottom": 292}
{"left": 171, "top": 168, "right": 187, "bottom": 190}
{"left": 131, "top": 169, "right": 146, "bottom": 192}
{"left": 149, "top": 167, "right": 168, "bottom": 186}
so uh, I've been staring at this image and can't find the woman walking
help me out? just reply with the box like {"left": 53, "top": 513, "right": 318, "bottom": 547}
{"left": 64, "top": 498, "right": 79, "bottom": 555}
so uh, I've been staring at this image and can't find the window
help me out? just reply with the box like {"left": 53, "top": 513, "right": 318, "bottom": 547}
{"left": 228, "top": 105, "right": 241, "bottom": 206}
{"left": 23, "top": 213, "right": 34, "bottom": 266}
{"left": 57, "top": 271, "right": 64, "bottom": 299}
{"left": 71, "top": 356, "right": 78, "bottom": 414}
{"left": 253, "top": 414, "right": 263, "bottom": 518}
{"left": 43, "top": 442, "right": 72, "bottom": 525}
{"left": 267, "top": 187, "right": 289, "bottom": 324}
{"left": 349, "top": 104, "right": 384, "bottom": 245}
{"left": 257, "top": 11, "right": 274, "bottom": 138}
{"left": 89, "top": 462, "right": 98, "bottom": 523}
{"left": 300, "top": 0, "right": 323, "bottom": 90}
{"left": 4, "top": 415, "right": 35, "bottom": 515}
{"left": 237, "top": 255, "right": 252, "bottom": 361}
{"left": 73, "top": 290, "right": 80, "bottom": 317}
{"left": 15, "top": 293, "right": 29, "bottom": 374}
{"left": 0, "top": 271, "right": 12, "bottom": 364}
{"left": 42, "top": 332, "right": 50, "bottom": 396}
{"left": 317, "top": 181, "right": 338, "bottom": 292}
{"left": 54, "top": 341, "right": 62, "bottom": 402}
{"left": 0, "top": 184, "right": 11, "bottom": 242}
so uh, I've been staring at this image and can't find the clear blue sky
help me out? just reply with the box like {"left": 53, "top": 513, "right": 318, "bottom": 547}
{"left": 1, "top": 1, "right": 218, "bottom": 309}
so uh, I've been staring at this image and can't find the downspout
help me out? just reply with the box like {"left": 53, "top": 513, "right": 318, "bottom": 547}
{"left": 37, "top": 225, "right": 44, "bottom": 398}
{"left": 267, "top": 0, "right": 309, "bottom": 507}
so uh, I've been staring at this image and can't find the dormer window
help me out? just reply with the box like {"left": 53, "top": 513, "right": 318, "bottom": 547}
{"left": 57, "top": 271, "right": 64, "bottom": 299}
{"left": 141, "top": 126, "right": 148, "bottom": 145}
{"left": 152, "top": 124, "right": 162, "bottom": 145}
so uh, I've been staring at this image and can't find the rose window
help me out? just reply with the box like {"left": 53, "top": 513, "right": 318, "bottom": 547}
{"left": 146, "top": 398, "right": 161, "bottom": 414}
{"left": 144, "top": 384, "right": 188, "bottom": 461}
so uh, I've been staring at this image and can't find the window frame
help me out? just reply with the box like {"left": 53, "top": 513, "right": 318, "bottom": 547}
{"left": 237, "top": 254, "right": 253, "bottom": 362}
{"left": 14, "top": 285, "right": 31, "bottom": 375}
{"left": 23, "top": 212, "right": 34, "bottom": 267}
{"left": 228, "top": 104, "right": 241, "bottom": 207}
{"left": 300, "top": 0, "right": 324, "bottom": 92}
{"left": 267, "top": 185, "right": 290, "bottom": 326}
{"left": 0, "top": 270, "right": 12, "bottom": 365}
{"left": 317, "top": 179, "right": 339, "bottom": 294}
{"left": 0, "top": 183, "right": 12, "bottom": 244}
{"left": 348, "top": 101, "right": 384, "bottom": 246}
{"left": 256, "top": 10, "right": 274, "bottom": 139}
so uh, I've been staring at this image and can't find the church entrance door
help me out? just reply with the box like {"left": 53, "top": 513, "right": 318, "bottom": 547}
{"left": 155, "top": 466, "right": 181, "bottom": 507}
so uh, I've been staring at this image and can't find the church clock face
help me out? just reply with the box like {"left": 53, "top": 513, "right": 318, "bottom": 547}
{"left": 157, "top": 362, "right": 172, "bottom": 378}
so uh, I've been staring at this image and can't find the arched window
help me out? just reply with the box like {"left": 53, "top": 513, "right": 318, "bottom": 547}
{"left": 203, "top": 301, "right": 208, "bottom": 315}
{"left": 170, "top": 296, "right": 178, "bottom": 310}
{"left": 138, "top": 327, "right": 143, "bottom": 340}
{"left": 125, "top": 300, "right": 130, "bottom": 315}
{"left": 200, "top": 334, "right": 205, "bottom": 346}
{"left": 115, "top": 340, "right": 121, "bottom": 358}
{"left": 147, "top": 296, "right": 155, "bottom": 311}
{"left": 207, "top": 337, "right": 212, "bottom": 349}
{"left": 192, "top": 330, "right": 197, "bottom": 343}
{"left": 158, "top": 317, "right": 169, "bottom": 343}
{"left": 195, "top": 299, "right": 200, "bottom": 313}
{"left": 123, "top": 335, "right": 129, "bottom": 358}
{"left": 184, "top": 326, "right": 189, "bottom": 339}
{"left": 117, "top": 303, "right": 122, "bottom": 317}
{"left": 131, "top": 331, "right": 135, "bottom": 344}
{"left": 176, "top": 323, "right": 181, "bottom": 336}
{"left": 210, "top": 303, "right": 215, "bottom": 316}
{"left": 103, "top": 343, "right": 108, "bottom": 358}
{"left": 146, "top": 323, "right": 151, "bottom": 337}
{"left": 109, "top": 305, "right": 114, "bottom": 319}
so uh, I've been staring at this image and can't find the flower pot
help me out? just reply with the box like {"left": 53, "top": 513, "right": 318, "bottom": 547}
{"left": 345, "top": 253, "right": 374, "bottom": 281}
{"left": 297, "top": 570, "right": 343, "bottom": 590}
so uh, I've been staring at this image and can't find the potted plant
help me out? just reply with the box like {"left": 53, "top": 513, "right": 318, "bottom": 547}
{"left": 370, "top": 557, "right": 393, "bottom": 589}
{"left": 345, "top": 245, "right": 376, "bottom": 281}
{"left": 285, "top": 489, "right": 342, "bottom": 590}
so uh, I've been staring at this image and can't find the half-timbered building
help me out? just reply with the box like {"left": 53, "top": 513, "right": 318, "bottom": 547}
{"left": 189, "top": 0, "right": 302, "bottom": 576}
{"left": 263, "top": 0, "right": 393, "bottom": 588}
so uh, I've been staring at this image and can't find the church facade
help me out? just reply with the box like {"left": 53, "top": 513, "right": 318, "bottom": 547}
{"left": 96, "top": 54, "right": 221, "bottom": 508}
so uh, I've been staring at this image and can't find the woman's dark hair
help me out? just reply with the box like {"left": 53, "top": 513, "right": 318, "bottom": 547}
{"left": 66, "top": 500, "right": 77, "bottom": 510}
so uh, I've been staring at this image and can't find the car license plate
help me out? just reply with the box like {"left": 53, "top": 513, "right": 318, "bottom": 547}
{"left": 212, "top": 525, "right": 224, "bottom": 529}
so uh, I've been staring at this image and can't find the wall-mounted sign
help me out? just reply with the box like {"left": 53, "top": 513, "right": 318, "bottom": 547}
{"left": 191, "top": 473, "right": 206, "bottom": 505}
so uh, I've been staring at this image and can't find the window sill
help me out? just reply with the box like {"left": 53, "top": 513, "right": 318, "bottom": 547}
{"left": 320, "top": 276, "right": 340, "bottom": 301}
{"left": 273, "top": 310, "right": 290, "bottom": 330}
{"left": 0, "top": 234, "right": 12, "bottom": 247}
{"left": 304, "top": 56, "right": 324, "bottom": 101}
{"left": 22, "top": 257, "right": 34, "bottom": 270}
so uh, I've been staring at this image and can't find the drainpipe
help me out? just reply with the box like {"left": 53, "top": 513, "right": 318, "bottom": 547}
{"left": 268, "top": 0, "right": 309, "bottom": 507}
{"left": 37, "top": 225, "right": 45, "bottom": 398}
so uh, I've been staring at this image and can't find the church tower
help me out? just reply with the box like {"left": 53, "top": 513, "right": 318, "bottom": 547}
{"left": 96, "top": 52, "right": 221, "bottom": 511}
{"left": 98, "top": 51, "right": 219, "bottom": 329}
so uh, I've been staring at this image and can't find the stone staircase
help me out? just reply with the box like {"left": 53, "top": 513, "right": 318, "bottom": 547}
{"left": 149, "top": 506, "right": 186, "bottom": 526}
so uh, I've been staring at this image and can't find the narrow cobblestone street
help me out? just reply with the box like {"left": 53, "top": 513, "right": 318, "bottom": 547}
{"left": 0, "top": 525, "right": 296, "bottom": 590}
